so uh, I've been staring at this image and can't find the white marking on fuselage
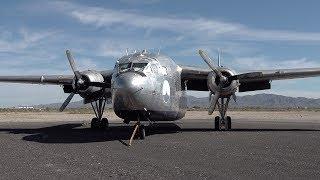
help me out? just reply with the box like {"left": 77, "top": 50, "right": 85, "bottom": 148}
{"left": 40, "top": 76, "right": 45, "bottom": 83}
{"left": 162, "top": 80, "right": 170, "bottom": 103}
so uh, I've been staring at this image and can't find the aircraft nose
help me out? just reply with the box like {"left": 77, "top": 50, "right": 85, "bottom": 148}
{"left": 114, "top": 72, "right": 144, "bottom": 93}
{"left": 112, "top": 72, "right": 145, "bottom": 110}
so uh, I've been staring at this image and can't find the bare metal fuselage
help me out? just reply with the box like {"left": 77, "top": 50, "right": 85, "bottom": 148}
{"left": 111, "top": 52, "right": 187, "bottom": 121}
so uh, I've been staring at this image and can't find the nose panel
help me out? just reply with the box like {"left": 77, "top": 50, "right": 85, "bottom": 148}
{"left": 113, "top": 72, "right": 145, "bottom": 110}
{"left": 114, "top": 72, "right": 144, "bottom": 93}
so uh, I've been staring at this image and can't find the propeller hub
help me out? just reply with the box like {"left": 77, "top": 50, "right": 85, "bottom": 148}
{"left": 77, "top": 78, "right": 85, "bottom": 86}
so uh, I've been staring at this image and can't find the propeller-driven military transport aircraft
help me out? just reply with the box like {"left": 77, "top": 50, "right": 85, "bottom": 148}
{"left": 1, "top": 49, "right": 320, "bottom": 142}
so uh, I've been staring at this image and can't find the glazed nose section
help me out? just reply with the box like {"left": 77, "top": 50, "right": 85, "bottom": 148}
{"left": 113, "top": 72, "right": 145, "bottom": 110}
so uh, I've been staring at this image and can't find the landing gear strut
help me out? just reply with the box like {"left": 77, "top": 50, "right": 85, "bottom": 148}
{"left": 128, "top": 114, "right": 146, "bottom": 146}
{"left": 90, "top": 97, "right": 109, "bottom": 130}
{"left": 214, "top": 96, "right": 232, "bottom": 131}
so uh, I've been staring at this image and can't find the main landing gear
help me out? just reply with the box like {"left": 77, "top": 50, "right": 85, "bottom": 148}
{"left": 214, "top": 96, "right": 232, "bottom": 131}
{"left": 90, "top": 97, "right": 109, "bottom": 130}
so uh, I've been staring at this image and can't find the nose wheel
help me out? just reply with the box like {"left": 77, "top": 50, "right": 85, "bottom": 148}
{"left": 139, "top": 124, "right": 146, "bottom": 140}
{"left": 90, "top": 98, "right": 109, "bottom": 130}
{"left": 128, "top": 114, "right": 147, "bottom": 146}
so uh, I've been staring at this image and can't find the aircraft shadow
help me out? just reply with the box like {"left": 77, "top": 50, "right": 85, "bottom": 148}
{"left": 0, "top": 123, "right": 318, "bottom": 144}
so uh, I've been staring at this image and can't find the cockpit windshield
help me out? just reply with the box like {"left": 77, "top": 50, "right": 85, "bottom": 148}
{"left": 119, "top": 63, "right": 132, "bottom": 73}
{"left": 132, "top": 63, "right": 148, "bottom": 72}
{"left": 118, "top": 62, "right": 148, "bottom": 73}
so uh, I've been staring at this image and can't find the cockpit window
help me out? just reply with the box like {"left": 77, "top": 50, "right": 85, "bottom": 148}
{"left": 132, "top": 63, "right": 148, "bottom": 72}
{"left": 119, "top": 63, "right": 132, "bottom": 73}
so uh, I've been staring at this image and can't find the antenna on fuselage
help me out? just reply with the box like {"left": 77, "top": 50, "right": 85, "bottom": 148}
{"left": 218, "top": 48, "right": 221, "bottom": 67}
{"left": 158, "top": 46, "right": 161, "bottom": 55}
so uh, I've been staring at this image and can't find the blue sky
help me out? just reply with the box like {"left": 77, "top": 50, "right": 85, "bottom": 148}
{"left": 1, "top": 0, "right": 320, "bottom": 106}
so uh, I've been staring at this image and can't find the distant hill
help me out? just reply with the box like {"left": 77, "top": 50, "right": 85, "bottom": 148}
{"left": 187, "top": 93, "right": 320, "bottom": 109}
{"left": 35, "top": 93, "right": 320, "bottom": 109}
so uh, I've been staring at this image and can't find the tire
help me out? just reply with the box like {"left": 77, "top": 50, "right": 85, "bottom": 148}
{"left": 100, "top": 118, "right": 109, "bottom": 130}
{"left": 139, "top": 125, "right": 146, "bottom": 140}
{"left": 214, "top": 116, "right": 220, "bottom": 130}
{"left": 91, "top": 118, "right": 99, "bottom": 129}
{"left": 226, "top": 116, "right": 232, "bottom": 130}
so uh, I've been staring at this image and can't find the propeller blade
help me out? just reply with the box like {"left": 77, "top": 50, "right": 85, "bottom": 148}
{"left": 208, "top": 92, "right": 220, "bottom": 115}
{"left": 198, "top": 50, "right": 224, "bottom": 78}
{"left": 232, "top": 93, "right": 237, "bottom": 103}
{"left": 66, "top": 50, "right": 82, "bottom": 80}
{"left": 209, "top": 91, "right": 213, "bottom": 102}
{"left": 59, "top": 93, "right": 75, "bottom": 112}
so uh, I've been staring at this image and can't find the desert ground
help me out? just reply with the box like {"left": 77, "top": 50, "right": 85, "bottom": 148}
{"left": 0, "top": 110, "right": 319, "bottom": 179}
{"left": 0, "top": 110, "right": 319, "bottom": 123}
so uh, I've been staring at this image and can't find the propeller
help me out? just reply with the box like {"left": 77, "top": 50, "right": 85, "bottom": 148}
{"left": 59, "top": 50, "right": 81, "bottom": 112}
{"left": 66, "top": 50, "right": 82, "bottom": 81}
{"left": 198, "top": 50, "right": 225, "bottom": 82}
{"left": 60, "top": 50, "right": 110, "bottom": 112}
{"left": 232, "top": 93, "right": 237, "bottom": 103}
{"left": 208, "top": 92, "right": 220, "bottom": 115}
{"left": 59, "top": 93, "right": 75, "bottom": 112}
{"left": 199, "top": 50, "right": 238, "bottom": 115}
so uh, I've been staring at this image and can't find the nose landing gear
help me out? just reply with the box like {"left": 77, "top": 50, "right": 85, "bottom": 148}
{"left": 128, "top": 114, "right": 147, "bottom": 146}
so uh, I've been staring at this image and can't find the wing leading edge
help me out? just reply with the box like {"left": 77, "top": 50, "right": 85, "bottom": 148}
{"left": 180, "top": 65, "right": 320, "bottom": 92}
{"left": 0, "top": 70, "right": 114, "bottom": 86}
{"left": 0, "top": 75, "right": 74, "bottom": 85}
{"left": 235, "top": 68, "right": 320, "bottom": 82}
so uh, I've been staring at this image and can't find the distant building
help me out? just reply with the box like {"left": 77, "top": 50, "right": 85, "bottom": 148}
{"left": 17, "top": 106, "right": 35, "bottom": 109}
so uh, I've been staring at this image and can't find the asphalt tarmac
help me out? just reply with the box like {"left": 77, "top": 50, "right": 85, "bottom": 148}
{"left": 0, "top": 117, "right": 319, "bottom": 179}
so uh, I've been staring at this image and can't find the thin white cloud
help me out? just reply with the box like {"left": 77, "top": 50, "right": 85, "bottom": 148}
{"left": 232, "top": 56, "right": 320, "bottom": 71}
{"left": 54, "top": 1, "right": 320, "bottom": 42}
{"left": 119, "top": 0, "right": 160, "bottom": 5}
{"left": 0, "top": 28, "right": 57, "bottom": 53}
{"left": 77, "top": 58, "right": 98, "bottom": 71}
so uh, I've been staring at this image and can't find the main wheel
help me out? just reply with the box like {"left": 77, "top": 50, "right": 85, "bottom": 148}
{"left": 226, "top": 116, "right": 232, "bottom": 130}
{"left": 139, "top": 125, "right": 146, "bottom": 140}
{"left": 214, "top": 116, "right": 220, "bottom": 130}
{"left": 100, "top": 118, "right": 109, "bottom": 130}
{"left": 91, "top": 118, "right": 99, "bottom": 129}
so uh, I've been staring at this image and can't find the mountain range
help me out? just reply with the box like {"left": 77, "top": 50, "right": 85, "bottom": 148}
{"left": 34, "top": 93, "right": 320, "bottom": 109}
{"left": 187, "top": 93, "right": 320, "bottom": 109}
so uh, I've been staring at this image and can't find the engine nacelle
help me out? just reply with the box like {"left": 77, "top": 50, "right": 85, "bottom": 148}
{"left": 77, "top": 70, "right": 104, "bottom": 98}
{"left": 207, "top": 68, "right": 239, "bottom": 96}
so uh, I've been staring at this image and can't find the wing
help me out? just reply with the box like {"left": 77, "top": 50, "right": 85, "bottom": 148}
{"left": 234, "top": 68, "right": 320, "bottom": 92}
{"left": 235, "top": 68, "right": 320, "bottom": 82}
{"left": 0, "top": 75, "right": 74, "bottom": 85}
{"left": 180, "top": 65, "right": 211, "bottom": 91}
{"left": 0, "top": 70, "right": 114, "bottom": 86}
{"left": 180, "top": 65, "right": 320, "bottom": 92}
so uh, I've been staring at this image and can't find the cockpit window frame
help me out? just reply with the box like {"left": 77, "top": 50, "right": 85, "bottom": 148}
{"left": 118, "top": 62, "right": 132, "bottom": 73}
{"left": 132, "top": 62, "right": 149, "bottom": 72}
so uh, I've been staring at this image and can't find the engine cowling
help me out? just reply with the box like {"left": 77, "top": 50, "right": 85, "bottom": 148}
{"left": 75, "top": 70, "right": 104, "bottom": 98}
{"left": 207, "top": 68, "right": 239, "bottom": 96}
